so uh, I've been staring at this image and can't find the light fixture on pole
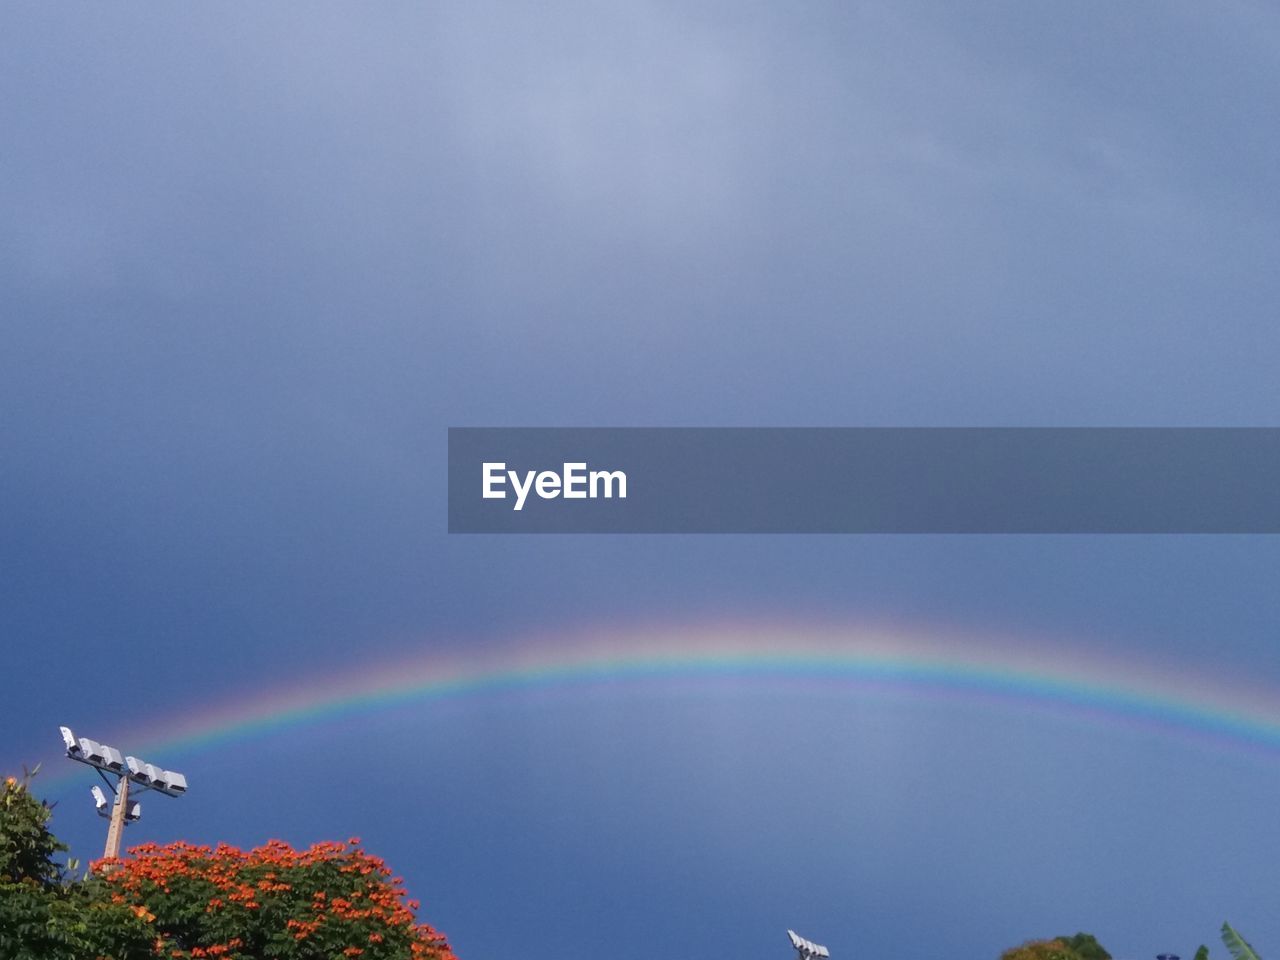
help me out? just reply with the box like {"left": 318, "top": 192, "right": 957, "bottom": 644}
{"left": 788, "top": 930, "right": 831, "bottom": 960}
{"left": 60, "top": 725, "right": 186, "bottom": 861}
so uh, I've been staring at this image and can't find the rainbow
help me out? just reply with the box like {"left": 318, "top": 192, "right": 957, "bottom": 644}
{"left": 33, "top": 621, "right": 1280, "bottom": 787}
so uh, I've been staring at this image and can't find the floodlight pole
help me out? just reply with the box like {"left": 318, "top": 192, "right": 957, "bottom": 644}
{"left": 103, "top": 775, "right": 130, "bottom": 861}
{"left": 60, "top": 725, "right": 188, "bottom": 871}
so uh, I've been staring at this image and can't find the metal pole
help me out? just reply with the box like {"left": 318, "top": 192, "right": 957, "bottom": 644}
{"left": 103, "top": 775, "right": 129, "bottom": 861}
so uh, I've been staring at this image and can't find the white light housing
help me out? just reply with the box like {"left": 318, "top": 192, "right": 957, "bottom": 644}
{"left": 788, "top": 931, "right": 830, "bottom": 959}
{"left": 80, "top": 739, "right": 107, "bottom": 766}
{"left": 65, "top": 733, "right": 188, "bottom": 803}
{"left": 160, "top": 771, "right": 188, "bottom": 796}
{"left": 101, "top": 745, "right": 125, "bottom": 772}
{"left": 125, "top": 801, "right": 142, "bottom": 822}
{"left": 90, "top": 785, "right": 109, "bottom": 815}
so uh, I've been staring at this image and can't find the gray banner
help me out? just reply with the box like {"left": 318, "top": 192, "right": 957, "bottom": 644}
{"left": 447, "top": 428, "right": 1280, "bottom": 533}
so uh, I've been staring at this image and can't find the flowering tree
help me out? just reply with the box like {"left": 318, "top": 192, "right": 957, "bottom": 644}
{"left": 1, "top": 771, "right": 457, "bottom": 960}
{"left": 92, "top": 839, "right": 456, "bottom": 960}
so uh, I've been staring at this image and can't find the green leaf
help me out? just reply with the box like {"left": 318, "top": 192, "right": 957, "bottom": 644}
{"left": 1222, "top": 923, "right": 1262, "bottom": 960}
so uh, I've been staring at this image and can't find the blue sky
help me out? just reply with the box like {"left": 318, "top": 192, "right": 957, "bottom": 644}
{"left": 4, "top": 3, "right": 1280, "bottom": 960}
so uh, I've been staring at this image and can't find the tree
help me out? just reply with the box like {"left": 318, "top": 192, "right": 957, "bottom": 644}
{"left": 0, "top": 772, "right": 154, "bottom": 960}
{"left": 0, "top": 771, "right": 457, "bottom": 960}
{"left": 1002, "top": 934, "right": 1113, "bottom": 960}
{"left": 91, "top": 838, "right": 456, "bottom": 960}
{"left": 1057, "top": 933, "right": 1111, "bottom": 960}
{"left": 1001, "top": 939, "right": 1087, "bottom": 960}
{"left": 0, "top": 770, "right": 64, "bottom": 887}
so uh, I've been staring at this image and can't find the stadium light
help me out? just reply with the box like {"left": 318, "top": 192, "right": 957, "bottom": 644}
{"left": 788, "top": 930, "right": 831, "bottom": 960}
{"left": 59, "top": 725, "right": 187, "bottom": 862}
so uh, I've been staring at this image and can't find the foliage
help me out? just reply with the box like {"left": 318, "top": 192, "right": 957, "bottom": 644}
{"left": 1222, "top": 923, "right": 1262, "bottom": 960}
{"left": 1057, "top": 933, "right": 1111, "bottom": 960}
{"left": 0, "top": 772, "right": 154, "bottom": 960}
{"left": 92, "top": 838, "right": 456, "bottom": 960}
{"left": 1003, "top": 934, "right": 1112, "bottom": 960}
{"left": 0, "top": 881, "right": 155, "bottom": 960}
{"left": 0, "top": 771, "right": 456, "bottom": 960}
{"left": 1001, "top": 939, "right": 1089, "bottom": 960}
{"left": 1196, "top": 945, "right": 1211, "bottom": 960}
{"left": 0, "top": 771, "right": 64, "bottom": 886}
